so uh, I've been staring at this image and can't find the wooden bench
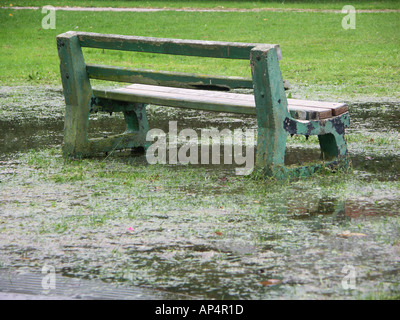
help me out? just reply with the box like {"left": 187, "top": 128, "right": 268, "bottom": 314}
{"left": 57, "top": 32, "right": 350, "bottom": 178}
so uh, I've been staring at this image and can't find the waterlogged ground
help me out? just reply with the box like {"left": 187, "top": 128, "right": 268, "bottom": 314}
{"left": 0, "top": 86, "right": 399, "bottom": 299}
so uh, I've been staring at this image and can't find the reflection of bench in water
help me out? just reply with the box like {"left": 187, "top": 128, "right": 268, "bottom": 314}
{"left": 57, "top": 32, "right": 350, "bottom": 178}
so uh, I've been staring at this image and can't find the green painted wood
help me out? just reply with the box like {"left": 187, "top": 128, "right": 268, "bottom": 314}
{"left": 90, "top": 98, "right": 149, "bottom": 151}
{"left": 249, "top": 46, "right": 350, "bottom": 178}
{"left": 75, "top": 32, "right": 282, "bottom": 60}
{"left": 123, "top": 103, "right": 149, "bottom": 136}
{"left": 57, "top": 31, "right": 350, "bottom": 179}
{"left": 57, "top": 31, "right": 92, "bottom": 158}
{"left": 124, "top": 111, "right": 139, "bottom": 133}
{"left": 250, "top": 46, "right": 290, "bottom": 175}
{"left": 91, "top": 97, "right": 135, "bottom": 113}
{"left": 88, "top": 132, "right": 148, "bottom": 154}
{"left": 86, "top": 64, "right": 253, "bottom": 90}
{"left": 284, "top": 113, "right": 350, "bottom": 137}
{"left": 283, "top": 112, "right": 350, "bottom": 161}
{"left": 318, "top": 133, "right": 340, "bottom": 159}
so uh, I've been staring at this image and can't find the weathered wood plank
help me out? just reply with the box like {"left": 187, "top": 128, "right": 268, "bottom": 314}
{"left": 121, "top": 84, "right": 333, "bottom": 119}
{"left": 288, "top": 105, "right": 332, "bottom": 120}
{"left": 86, "top": 64, "right": 253, "bottom": 90}
{"left": 122, "top": 84, "right": 254, "bottom": 104}
{"left": 123, "top": 85, "right": 340, "bottom": 116}
{"left": 57, "top": 32, "right": 92, "bottom": 157}
{"left": 73, "top": 32, "right": 282, "bottom": 60}
{"left": 92, "top": 84, "right": 336, "bottom": 120}
{"left": 93, "top": 88, "right": 257, "bottom": 115}
{"left": 287, "top": 98, "right": 348, "bottom": 115}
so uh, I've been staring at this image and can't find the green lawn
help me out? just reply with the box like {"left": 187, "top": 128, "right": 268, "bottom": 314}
{"left": 1, "top": 0, "right": 400, "bottom": 10}
{"left": 1, "top": 8, "right": 399, "bottom": 100}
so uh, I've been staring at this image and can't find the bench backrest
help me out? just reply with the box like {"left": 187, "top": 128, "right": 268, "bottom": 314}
{"left": 57, "top": 31, "right": 281, "bottom": 91}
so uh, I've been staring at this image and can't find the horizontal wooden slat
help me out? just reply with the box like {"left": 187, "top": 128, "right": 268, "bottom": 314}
{"left": 125, "top": 84, "right": 341, "bottom": 118}
{"left": 93, "top": 87, "right": 257, "bottom": 115}
{"left": 287, "top": 98, "right": 348, "bottom": 115}
{"left": 92, "top": 84, "right": 347, "bottom": 120}
{"left": 124, "top": 85, "right": 332, "bottom": 120}
{"left": 122, "top": 84, "right": 254, "bottom": 102}
{"left": 75, "top": 32, "right": 282, "bottom": 60}
{"left": 287, "top": 105, "right": 332, "bottom": 120}
{"left": 86, "top": 64, "right": 253, "bottom": 90}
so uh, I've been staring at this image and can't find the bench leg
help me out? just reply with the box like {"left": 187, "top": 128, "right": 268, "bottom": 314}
{"left": 255, "top": 127, "right": 288, "bottom": 176}
{"left": 57, "top": 32, "right": 92, "bottom": 158}
{"left": 318, "top": 133, "right": 348, "bottom": 160}
{"left": 63, "top": 97, "right": 91, "bottom": 158}
{"left": 281, "top": 113, "right": 350, "bottom": 177}
{"left": 123, "top": 103, "right": 148, "bottom": 133}
{"left": 123, "top": 103, "right": 150, "bottom": 150}
{"left": 250, "top": 46, "right": 291, "bottom": 176}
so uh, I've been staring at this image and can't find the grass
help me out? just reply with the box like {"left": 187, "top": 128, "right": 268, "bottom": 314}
{"left": 20, "top": 147, "right": 400, "bottom": 207}
{"left": 1, "top": 0, "right": 400, "bottom": 10}
{"left": 0, "top": 8, "right": 399, "bottom": 100}
{"left": 1, "top": 146, "right": 399, "bottom": 299}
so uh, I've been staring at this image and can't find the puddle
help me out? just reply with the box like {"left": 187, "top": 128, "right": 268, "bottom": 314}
{"left": 1, "top": 87, "right": 399, "bottom": 299}
{"left": 286, "top": 197, "right": 400, "bottom": 221}
{"left": 0, "top": 269, "right": 188, "bottom": 300}
{"left": 349, "top": 102, "right": 400, "bottom": 133}
{"left": 1, "top": 88, "right": 399, "bottom": 176}
{"left": 0, "top": 119, "right": 63, "bottom": 158}
{"left": 351, "top": 154, "right": 400, "bottom": 181}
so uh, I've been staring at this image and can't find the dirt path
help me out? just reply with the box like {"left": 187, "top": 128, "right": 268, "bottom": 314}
{"left": 2, "top": 6, "right": 399, "bottom": 13}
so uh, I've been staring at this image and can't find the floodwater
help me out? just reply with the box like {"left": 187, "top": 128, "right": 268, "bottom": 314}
{"left": 0, "top": 87, "right": 399, "bottom": 299}
{"left": 0, "top": 269, "right": 186, "bottom": 300}
{"left": 1, "top": 88, "right": 399, "bottom": 178}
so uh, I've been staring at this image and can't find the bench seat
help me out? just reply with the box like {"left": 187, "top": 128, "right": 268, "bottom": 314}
{"left": 93, "top": 84, "right": 348, "bottom": 121}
